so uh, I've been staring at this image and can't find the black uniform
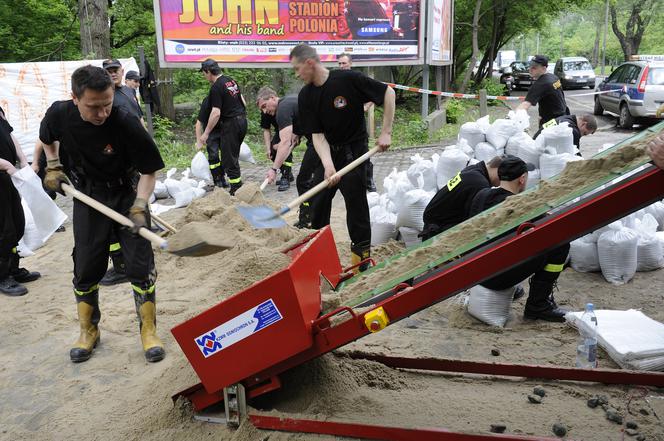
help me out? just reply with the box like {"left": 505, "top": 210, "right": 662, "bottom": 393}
{"left": 0, "top": 107, "right": 24, "bottom": 282}
{"left": 208, "top": 75, "right": 247, "bottom": 187}
{"left": 39, "top": 101, "right": 164, "bottom": 302}
{"left": 524, "top": 73, "right": 569, "bottom": 126}
{"left": 260, "top": 107, "right": 293, "bottom": 175}
{"left": 114, "top": 85, "right": 143, "bottom": 118}
{"left": 298, "top": 69, "right": 387, "bottom": 250}
{"left": 197, "top": 96, "right": 225, "bottom": 184}
{"left": 421, "top": 161, "right": 490, "bottom": 240}
{"left": 468, "top": 187, "right": 569, "bottom": 291}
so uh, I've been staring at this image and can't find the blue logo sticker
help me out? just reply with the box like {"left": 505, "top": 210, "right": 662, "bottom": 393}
{"left": 196, "top": 331, "right": 222, "bottom": 356}
{"left": 175, "top": 44, "right": 185, "bottom": 54}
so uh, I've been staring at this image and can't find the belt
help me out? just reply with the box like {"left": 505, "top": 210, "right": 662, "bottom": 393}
{"left": 89, "top": 177, "right": 130, "bottom": 189}
{"left": 221, "top": 114, "right": 246, "bottom": 122}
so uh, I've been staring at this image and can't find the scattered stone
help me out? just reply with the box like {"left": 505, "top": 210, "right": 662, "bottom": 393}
{"left": 598, "top": 395, "right": 609, "bottom": 405}
{"left": 490, "top": 423, "right": 506, "bottom": 433}
{"left": 528, "top": 394, "right": 542, "bottom": 404}
{"left": 587, "top": 398, "right": 599, "bottom": 408}
{"left": 552, "top": 423, "right": 567, "bottom": 437}
{"left": 606, "top": 410, "right": 623, "bottom": 424}
{"left": 491, "top": 348, "right": 500, "bottom": 356}
{"left": 625, "top": 429, "right": 639, "bottom": 437}
{"left": 626, "top": 421, "right": 638, "bottom": 430}
{"left": 639, "top": 408, "right": 649, "bottom": 416}
{"left": 636, "top": 435, "right": 646, "bottom": 441}
{"left": 533, "top": 386, "right": 546, "bottom": 397}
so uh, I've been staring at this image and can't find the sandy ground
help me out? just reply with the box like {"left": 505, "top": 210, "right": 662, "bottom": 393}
{"left": 2, "top": 183, "right": 664, "bottom": 441}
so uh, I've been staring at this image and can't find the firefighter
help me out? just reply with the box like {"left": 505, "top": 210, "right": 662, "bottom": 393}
{"left": 517, "top": 55, "right": 569, "bottom": 127}
{"left": 258, "top": 88, "right": 295, "bottom": 192}
{"left": 196, "top": 95, "right": 228, "bottom": 188}
{"left": 40, "top": 65, "right": 165, "bottom": 363}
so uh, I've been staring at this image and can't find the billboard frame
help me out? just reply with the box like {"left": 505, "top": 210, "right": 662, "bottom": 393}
{"left": 425, "top": 0, "right": 454, "bottom": 66}
{"left": 153, "top": 0, "right": 426, "bottom": 68}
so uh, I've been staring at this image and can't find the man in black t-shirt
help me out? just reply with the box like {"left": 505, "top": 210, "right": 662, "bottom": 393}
{"left": 257, "top": 87, "right": 295, "bottom": 192}
{"left": 517, "top": 55, "right": 569, "bottom": 127}
{"left": 468, "top": 156, "right": 569, "bottom": 322}
{"left": 421, "top": 157, "right": 503, "bottom": 241}
{"left": 199, "top": 59, "right": 247, "bottom": 195}
{"left": 196, "top": 95, "right": 227, "bottom": 188}
{"left": 534, "top": 114, "right": 597, "bottom": 155}
{"left": 40, "top": 65, "right": 166, "bottom": 363}
{"left": 0, "top": 106, "right": 40, "bottom": 297}
{"left": 290, "top": 44, "right": 395, "bottom": 270}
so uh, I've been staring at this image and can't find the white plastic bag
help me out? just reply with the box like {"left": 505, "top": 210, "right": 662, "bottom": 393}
{"left": 180, "top": 168, "right": 199, "bottom": 188}
{"left": 153, "top": 180, "right": 169, "bottom": 199}
{"left": 367, "top": 192, "right": 380, "bottom": 208}
{"left": 537, "top": 122, "right": 575, "bottom": 154}
{"left": 644, "top": 201, "right": 664, "bottom": 231}
{"left": 398, "top": 226, "right": 421, "bottom": 247}
{"left": 505, "top": 131, "right": 536, "bottom": 157}
{"left": 570, "top": 235, "right": 600, "bottom": 272}
{"left": 239, "top": 142, "right": 256, "bottom": 163}
{"left": 386, "top": 171, "right": 414, "bottom": 213}
{"left": 406, "top": 154, "right": 437, "bottom": 192}
{"left": 370, "top": 205, "right": 397, "bottom": 246}
{"left": 476, "top": 115, "right": 491, "bottom": 133}
{"left": 486, "top": 119, "right": 520, "bottom": 150}
{"left": 526, "top": 168, "right": 540, "bottom": 190}
{"left": 467, "top": 285, "right": 515, "bottom": 327}
{"left": 436, "top": 148, "right": 469, "bottom": 189}
{"left": 517, "top": 142, "right": 543, "bottom": 169}
{"left": 396, "top": 189, "right": 432, "bottom": 231}
{"left": 507, "top": 109, "right": 530, "bottom": 131}
{"left": 540, "top": 152, "right": 581, "bottom": 180}
{"left": 458, "top": 122, "right": 486, "bottom": 149}
{"left": 17, "top": 200, "right": 37, "bottom": 256}
{"left": 635, "top": 214, "right": 664, "bottom": 271}
{"left": 473, "top": 142, "right": 498, "bottom": 163}
{"left": 191, "top": 151, "right": 213, "bottom": 181}
{"left": 598, "top": 225, "right": 638, "bottom": 285}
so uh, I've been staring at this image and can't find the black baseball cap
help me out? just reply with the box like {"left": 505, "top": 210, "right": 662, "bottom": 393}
{"left": 125, "top": 70, "right": 140, "bottom": 81}
{"left": 102, "top": 58, "right": 122, "bottom": 70}
{"left": 199, "top": 59, "right": 219, "bottom": 72}
{"left": 498, "top": 155, "right": 535, "bottom": 181}
{"left": 530, "top": 55, "right": 548, "bottom": 67}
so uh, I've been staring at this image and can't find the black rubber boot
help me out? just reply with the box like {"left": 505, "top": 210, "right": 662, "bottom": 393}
{"left": 229, "top": 181, "right": 243, "bottom": 196}
{"left": 70, "top": 290, "right": 101, "bottom": 363}
{"left": 294, "top": 202, "right": 311, "bottom": 229}
{"left": 278, "top": 168, "right": 292, "bottom": 192}
{"left": 133, "top": 288, "right": 165, "bottom": 363}
{"left": 350, "top": 240, "right": 371, "bottom": 273}
{"left": 211, "top": 167, "right": 228, "bottom": 188}
{"left": 523, "top": 279, "right": 568, "bottom": 322}
{"left": 9, "top": 252, "right": 40, "bottom": 283}
{"left": 100, "top": 249, "right": 128, "bottom": 286}
{"left": 512, "top": 285, "right": 525, "bottom": 301}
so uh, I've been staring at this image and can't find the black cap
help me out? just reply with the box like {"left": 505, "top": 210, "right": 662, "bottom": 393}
{"left": 125, "top": 70, "right": 140, "bottom": 81}
{"left": 199, "top": 59, "right": 219, "bottom": 72}
{"left": 498, "top": 155, "right": 534, "bottom": 181}
{"left": 102, "top": 58, "right": 122, "bottom": 70}
{"left": 530, "top": 55, "right": 548, "bottom": 67}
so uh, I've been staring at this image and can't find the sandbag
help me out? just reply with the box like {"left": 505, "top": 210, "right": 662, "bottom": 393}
{"left": 507, "top": 109, "right": 530, "bottom": 131}
{"left": 367, "top": 191, "right": 380, "bottom": 208}
{"left": 180, "top": 168, "right": 200, "bottom": 188}
{"left": 467, "top": 285, "right": 515, "bottom": 327}
{"left": 396, "top": 189, "right": 432, "bottom": 230}
{"left": 191, "top": 151, "right": 213, "bottom": 181}
{"left": 164, "top": 177, "right": 190, "bottom": 197}
{"left": 239, "top": 142, "right": 256, "bottom": 164}
{"left": 474, "top": 142, "right": 497, "bottom": 163}
{"left": 570, "top": 235, "right": 600, "bottom": 272}
{"left": 17, "top": 200, "right": 37, "bottom": 257}
{"left": 635, "top": 214, "right": 664, "bottom": 271}
{"left": 456, "top": 139, "right": 475, "bottom": 157}
{"left": 526, "top": 168, "right": 541, "bottom": 190}
{"left": 153, "top": 180, "right": 169, "bottom": 199}
{"left": 517, "top": 142, "right": 543, "bottom": 169}
{"left": 598, "top": 226, "right": 638, "bottom": 285}
{"left": 505, "top": 131, "right": 535, "bottom": 157}
{"left": 644, "top": 201, "right": 664, "bottom": 231}
{"left": 540, "top": 152, "right": 582, "bottom": 180}
{"left": 386, "top": 170, "right": 414, "bottom": 213}
{"left": 379, "top": 193, "right": 397, "bottom": 214}
{"left": 538, "top": 122, "right": 574, "bottom": 154}
{"left": 398, "top": 226, "right": 421, "bottom": 247}
{"left": 458, "top": 122, "right": 486, "bottom": 149}
{"left": 486, "top": 119, "right": 520, "bottom": 150}
{"left": 436, "top": 148, "right": 469, "bottom": 189}
{"left": 406, "top": 154, "right": 437, "bottom": 192}
{"left": 370, "top": 205, "right": 397, "bottom": 246}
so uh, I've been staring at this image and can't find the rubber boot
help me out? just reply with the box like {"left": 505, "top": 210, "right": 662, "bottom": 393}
{"left": 70, "top": 291, "right": 101, "bottom": 362}
{"left": 100, "top": 247, "right": 128, "bottom": 286}
{"left": 133, "top": 289, "right": 165, "bottom": 363}
{"left": 229, "top": 181, "right": 243, "bottom": 196}
{"left": 523, "top": 278, "right": 568, "bottom": 322}
{"left": 9, "top": 251, "right": 40, "bottom": 283}
{"left": 278, "top": 168, "right": 292, "bottom": 192}
{"left": 294, "top": 202, "right": 311, "bottom": 229}
{"left": 350, "top": 241, "right": 371, "bottom": 273}
{"left": 211, "top": 166, "right": 228, "bottom": 188}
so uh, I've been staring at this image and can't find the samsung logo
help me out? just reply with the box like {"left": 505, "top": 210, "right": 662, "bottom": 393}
{"left": 357, "top": 24, "right": 391, "bottom": 37}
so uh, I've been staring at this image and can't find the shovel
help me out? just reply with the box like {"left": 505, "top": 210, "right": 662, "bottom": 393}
{"left": 238, "top": 146, "right": 380, "bottom": 229}
{"left": 61, "top": 183, "right": 230, "bottom": 257}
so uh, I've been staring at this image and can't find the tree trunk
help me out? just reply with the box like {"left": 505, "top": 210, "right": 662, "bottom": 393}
{"left": 592, "top": 18, "right": 601, "bottom": 66}
{"left": 153, "top": 49, "right": 175, "bottom": 120}
{"left": 459, "top": 0, "right": 483, "bottom": 92}
{"left": 610, "top": 1, "right": 655, "bottom": 61}
{"left": 78, "top": 0, "right": 110, "bottom": 59}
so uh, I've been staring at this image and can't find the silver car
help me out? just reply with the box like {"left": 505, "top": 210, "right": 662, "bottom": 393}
{"left": 594, "top": 60, "right": 664, "bottom": 129}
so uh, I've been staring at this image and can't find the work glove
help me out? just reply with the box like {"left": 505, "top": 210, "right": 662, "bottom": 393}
{"left": 128, "top": 197, "right": 148, "bottom": 234}
{"left": 43, "top": 158, "right": 70, "bottom": 195}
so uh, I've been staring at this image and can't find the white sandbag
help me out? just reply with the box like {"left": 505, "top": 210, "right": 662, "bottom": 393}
{"left": 644, "top": 201, "right": 664, "bottom": 231}
{"left": 635, "top": 214, "right": 664, "bottom": 271}
{"left": 598, "top": 226, "right": 638, "bottom": 285}
{"left": 476, "top": 115, "right": 491, "bottom": 133}
{"left": 526, "top": 168, "right": 540, "bottom": 190}
{"left": 436, "top": 148, "right": 469, "bottom": 189}
{"left": 456, "top": 139, "right": 475, "bottom": 157}
{"left": 173, "top": 188, "right": 196, "bottom": 208}
{"left": 458, "top": 122, "right": 486, "bottom": 149}
{"left": 239, "top": 142, "right": 256, "bottom": 164}
{"left": 398, "top": 226, "right": 421, "bottom": 247}
{"left": 505, "top": 131, "right": 536, "bottom": 157}
{"left": 486, "top": 119, "right": 520, "bottom": 150}
{"left": 507, "top": 108, "right": 530, "bottom": 131}
{"left": 430, "top": 153, "right": 440, "bottom": 171}
{"left": 10, "top": 166, "right": 67, "bottom": 252}
{"left": 473, "top": 142, "right": 497, "bottom": 163}
{"left": 540, "top": 152, "right": 582, "bottom": 180}
{"left": 538, "top": 122, "right": 575, "bottom": 154}
{"left": 149, "top": 202, "right": 176, "bottom": 216}
{"left": 149, "top": 193, "right": 156, "bottom": 204}
{"left": 17, "top": 200, "right": 37, "bottom": 256}
{"left": 378, "top": 193, "right": 397, "bottom": 214}
{"left": 386, "top": 171, "right": 414, "bottom": 213}
{"left": 570, "top": 235, "right": 600, "bottom": 272}
{"left": 191, "top": 151, "right": 213, "bottom": 181}
{"left": 370, "top": 205, "right": 397, "bottom": 246}
{"left": 153, "top": 180, "right": 169, "bottom": 199}
{"left": 180, "top": 168, "right": 199, "bottom": 188}
{"left": 164, "top": 177, "right": 190, "bottom": 198}
{"left": 517, "top": 142, "right": 543, "bottom": 169}
{"left": 367, "top": 192, "right": 380, "bottom": 208}
{"left": 406, "top": 154, "right": 437, "bottom": 192}
{"left": 396, "top": 189, "right": 432, "bottom": 230}
{"left": 467, "top": 157, "right": 479, "bottom": 166}
{"left": 467, "top": 285, "right": 515, "bottom": 327}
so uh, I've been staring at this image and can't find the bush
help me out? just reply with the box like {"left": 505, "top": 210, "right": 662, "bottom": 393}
{"left": 445, "top": 99, "right": 465, "bottom": 123}
{"left": 152, "top": 115, "right": 194, "bottom": 169}
{"left": 472, "top": 78, "right": 508, "bottom": 106}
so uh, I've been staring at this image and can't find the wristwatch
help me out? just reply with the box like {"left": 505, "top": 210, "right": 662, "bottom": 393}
{"left": 270, "top": 167, "right": 278, "bottom": 173}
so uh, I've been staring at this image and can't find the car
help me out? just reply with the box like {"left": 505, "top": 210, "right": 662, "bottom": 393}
{"left": 499, "top": 61, "right": 533, "bottom": 90}
{"left": 554, "top": 57, "right": 596, "bottom": 89}
{"left": 594, "top": 59, "right": 664, "bottom": 129}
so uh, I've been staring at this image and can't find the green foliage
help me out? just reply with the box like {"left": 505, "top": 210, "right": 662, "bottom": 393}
{"left": 445, "top": 99, "right": 466, "bottom": 124}
{"left": 152, "top": 115, "right": 194, "bottom": 169}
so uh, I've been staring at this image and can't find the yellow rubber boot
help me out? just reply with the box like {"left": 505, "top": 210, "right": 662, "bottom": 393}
{"left": 138, "top": 301, "right": 165, "bottom": 362}
{"left": 70, "top": 301, "right": 100, "bottom": 363}
{"left": 350, "top": 241, "right": 371, "bottom": 274}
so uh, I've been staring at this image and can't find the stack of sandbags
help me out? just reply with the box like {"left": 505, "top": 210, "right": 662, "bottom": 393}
{"left": 406, "top": 154, "right": 437, "bottom": 192}
{"left": 473, "top": 142, "right": 498, "bottom": 163}
{"left": 486, "top": 119, "right": 521, "bottom": 152}
{"left": 436, "top": 147, "right": 470, "bottom": 189}
{"left": 458, "top": 121, "right": 486, "bottom": 149}
{"left": 467, "top": 285, "right": 516, "bottom": 327}
{"left": 505, "top": 131, "right": 534, "bottom": 157}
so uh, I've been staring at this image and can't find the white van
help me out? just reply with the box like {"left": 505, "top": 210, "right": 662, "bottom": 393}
{"left": 554, "top": 57, "right": 596, "bottom": 89}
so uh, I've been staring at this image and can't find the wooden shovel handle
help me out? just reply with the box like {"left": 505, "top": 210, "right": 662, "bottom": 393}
{"left": 61, "top": 183, "right": 167, "bottom": 250}
{"left": 285, "top": 146, "right": 380, "bottom": 212}
{"left": 260, "top": 178, "right": 269, "bottom": 191}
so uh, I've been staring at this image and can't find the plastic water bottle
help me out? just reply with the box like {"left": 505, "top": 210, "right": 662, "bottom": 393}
{"left": 576, "top": 303, "right": 598, "bottom": 368}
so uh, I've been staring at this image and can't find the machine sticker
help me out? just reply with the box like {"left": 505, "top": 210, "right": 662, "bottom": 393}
{"left": 195, "top": 299, "right": 283, "bottom": 358}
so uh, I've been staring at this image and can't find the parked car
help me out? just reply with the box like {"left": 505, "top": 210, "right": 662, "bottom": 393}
{"left": 594, "top": 59, "right": 664, "bottom": 129}
{"left": 499, "top": 61, "right": 533, "bottom": 90}
{"left": 554, "top": 57, "right": 596, "bottom": 89}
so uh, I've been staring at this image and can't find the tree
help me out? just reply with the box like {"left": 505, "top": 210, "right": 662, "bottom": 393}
{"left": 459, "top": 0, "right": 483, "bottom": 92}
{"left": 78, "top": 0, "right": 111, "bottom": 58}
{"left": 609, "top": 0, "right": 661, "bottom": 61}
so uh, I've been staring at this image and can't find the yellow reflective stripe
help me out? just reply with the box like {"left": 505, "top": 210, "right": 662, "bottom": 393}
{"left": 131, "top": 284, "right": 155, "bottom": 295}
{"left": 209, "top": 162, "right": 221, "bottom": 169}
{"left": 302, "top": 202, "right": 310, "bottom": 207}
{"left": 109, "top": 242, "right": 121, "bottom": 252}
{"left": 283, "top": 162, "right": 293, "bottom": 167}
{"left": 544, "top": 263, "right": 564, "bottom": 273}
{"left": 74, "top": 285, "right": 99, "bottom": 296}
{"left": 11, "top": 247, "right": 17, "bottom": 254}
{"left": 228, "top": 177, "right": 242, "bottom": 184}
{"left": 542, "top": 118, "right": 558, "bottom": 129}
{"left": 446, "top": 172, "right": 462, "bottom": 191}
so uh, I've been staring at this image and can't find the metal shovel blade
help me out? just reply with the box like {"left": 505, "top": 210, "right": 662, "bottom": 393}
{"left": 237, "top": 205, "right": 288, "bottom": 229}
{"left": 164, "top": 222, "right": 235, "bottom": 257}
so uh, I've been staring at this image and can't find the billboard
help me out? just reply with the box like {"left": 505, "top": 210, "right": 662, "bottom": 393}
{"left": 154, "top": 0, "right": 424, "bottom": 67}
{"left": 427, "top": 0, "right": 453, "bottom": 65}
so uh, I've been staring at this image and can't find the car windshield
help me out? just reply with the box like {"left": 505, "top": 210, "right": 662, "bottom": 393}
{"left": 648, "top": 68, "right": 664, "bottom": 86}
{"left": 511, "top": 62, "right": 528, "bottom": 71}
{"left": 563, "top": 61, "right": 592, "bottom": 71}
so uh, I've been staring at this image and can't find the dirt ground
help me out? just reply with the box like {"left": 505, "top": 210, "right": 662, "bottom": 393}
{"left": 2, "top": 187, "right": 664, "bottom": 441}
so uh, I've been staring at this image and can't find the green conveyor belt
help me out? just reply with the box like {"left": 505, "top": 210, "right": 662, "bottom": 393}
{"left": 337, "top": 121, "right": 664, "bottom": 308}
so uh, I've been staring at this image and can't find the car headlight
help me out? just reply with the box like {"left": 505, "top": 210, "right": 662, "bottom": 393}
{"left": 589, "top": 74, "right": 595, "bottom": 79}
{"left": 565, "top": 75, "right": 573, "bottom": 80}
